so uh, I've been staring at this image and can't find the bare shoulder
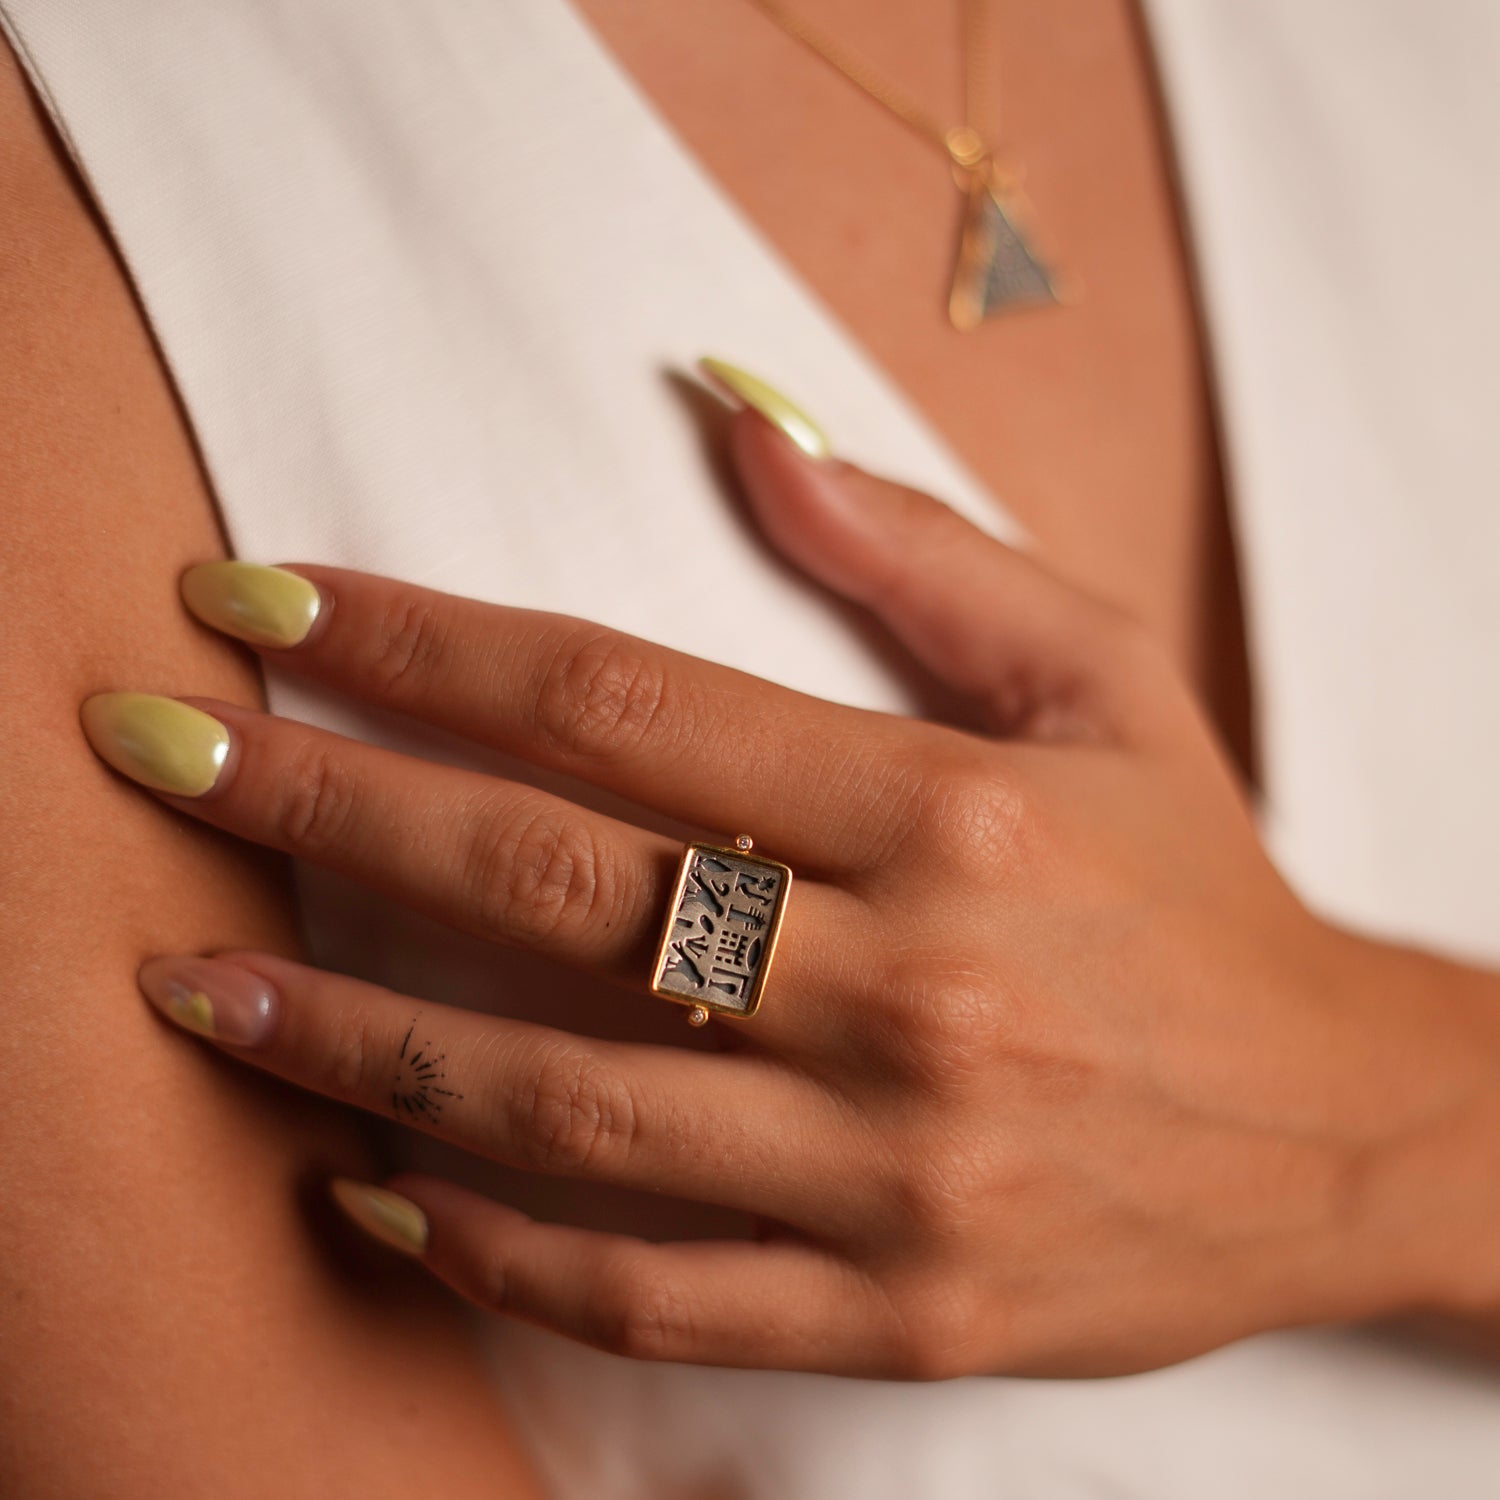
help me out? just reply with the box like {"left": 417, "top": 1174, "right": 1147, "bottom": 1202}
{"left": 0, "top": 38, "right": 537, "bottom": 1498}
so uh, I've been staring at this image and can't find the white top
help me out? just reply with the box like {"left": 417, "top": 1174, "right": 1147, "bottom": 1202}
{"left": 5, "top": 0, "right": 1497, "bottom": 1493}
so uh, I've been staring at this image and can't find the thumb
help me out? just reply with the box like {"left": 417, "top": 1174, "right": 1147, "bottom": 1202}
{"left": 702, "top": 359, "right": 1174, "bottom": 744}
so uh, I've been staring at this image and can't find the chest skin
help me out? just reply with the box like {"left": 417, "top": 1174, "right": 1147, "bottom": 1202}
{"left": 571, "top": 0, "right": 1255, "bottom": 784}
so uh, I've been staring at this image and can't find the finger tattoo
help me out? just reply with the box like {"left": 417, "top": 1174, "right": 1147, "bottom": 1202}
{"left": 392, "top": 1019, "right": 465, "bottom": 1122}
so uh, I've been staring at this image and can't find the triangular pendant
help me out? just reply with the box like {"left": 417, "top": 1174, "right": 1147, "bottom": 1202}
{"left": 948, "top": 170, "right": 1066, "bottom": 330}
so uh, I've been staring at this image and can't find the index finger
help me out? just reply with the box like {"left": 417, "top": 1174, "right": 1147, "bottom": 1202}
{"left": 181, "top": 561, "right": 924, "bottom": 872}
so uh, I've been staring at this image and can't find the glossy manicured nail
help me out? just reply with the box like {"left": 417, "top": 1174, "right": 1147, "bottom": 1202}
{"left": 330, "top": 1179, "right": 429, "bottom": 1256}
{"left": 80, "top": 692, "right": 231, "bottom": 797}
{"left": 181, "top": 561, "right": 322, "bottom": 648}
{"left": 698, "top": 356, "right": 832, "bottom": 460}
{"left": 137, "top": 955, "right": 279, "bottom": 1045}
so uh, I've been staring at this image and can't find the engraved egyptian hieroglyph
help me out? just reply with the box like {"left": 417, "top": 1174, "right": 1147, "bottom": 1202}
{"left": 651, "top": 844, "right": 792, "bottom": 1018}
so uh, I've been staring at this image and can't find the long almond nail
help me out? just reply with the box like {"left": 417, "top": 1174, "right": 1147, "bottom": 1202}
{"left": 181, "top": 561, "right": 323, "bottom": 648}
{"left": 137, "top": 955, "right": 279, "bottom": 1045}
{"left": 698, "top": 357, "right": 832, "bottom": 459}
{"left": 330, "top": 1179, "right": 429, "bottom": 1256}
{"left": 79, "top": 692, "right": 231, "bottom": 797}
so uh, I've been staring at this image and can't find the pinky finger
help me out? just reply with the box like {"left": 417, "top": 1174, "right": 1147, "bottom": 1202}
{"left": 332, "top": 1172, "right": 901, "bottom": 1376}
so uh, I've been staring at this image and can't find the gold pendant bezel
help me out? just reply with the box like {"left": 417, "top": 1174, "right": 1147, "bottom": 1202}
{"left": 947, "top": 166, "right": 1076, "bottom": 330}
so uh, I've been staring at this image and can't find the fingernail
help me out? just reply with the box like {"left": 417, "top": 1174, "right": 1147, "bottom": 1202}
{"left": 80, "top": 692, "right": 231, "bottom": 797}
{"left": 137, "top": 955, "right": 279, "bottom": 1046}
{"left": 698, "top": 356, "right": 832, "bottom": 460}
{"left": 329, "top": 1179, "right": 429, "bottom": 1256}
{"left": 181, "top": 561, "right": 323, "bottom": 649}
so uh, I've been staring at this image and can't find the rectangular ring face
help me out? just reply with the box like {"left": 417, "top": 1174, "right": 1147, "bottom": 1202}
{"left": 650, "top": 843, "right": 792, "bottom": 1018}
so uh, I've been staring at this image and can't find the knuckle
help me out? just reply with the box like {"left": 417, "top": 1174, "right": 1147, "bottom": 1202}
{"left": 533, "top": 627, "right": 672, "bottom": 764}
{"left": 273, "top": 738, "right": 359, "bottom": 854}
{"left": 589, "top": 1258, "right": 695, "bottom": 1360}
{"left": 512, "top": 1043, "right": 639, "bottom": 1175}
{"left": 366, "top": 590, "right": 449, "bottom": 695}
{"left": 465, "top": 796, "right": 615, "bottom": 948}
{"left": 880, "top": 952, "right": 1097, "bottom": 1106}
{"left": 316, "top": 1002, "right": 383, "bottom": 1101}
{"left": 474, "top": 1250, "right": 512, "bottom": 1318}
{"left": 890, "top": 1138, "right": 996, "bottom": 1244}
{"left": 920, "top": 760, "right": 1031, "bottom": 877}
{"left": 885, "top": 1274, "right": 986, "bottom": 1381}
{"left": 880, "top": 967, "right": 1003, "bottom": 1090}
{"left": 861, "top": 747, "right": 1032, "bottom": 887}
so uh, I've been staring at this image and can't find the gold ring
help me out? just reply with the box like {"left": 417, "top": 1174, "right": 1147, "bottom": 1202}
{"left": 649, "top": 834, "right": 793, "bottom": 1025}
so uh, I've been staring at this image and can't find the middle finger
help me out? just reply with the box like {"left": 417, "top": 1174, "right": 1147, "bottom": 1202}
{"left": 180, "top": 562, "right": 931, "bottom": 875}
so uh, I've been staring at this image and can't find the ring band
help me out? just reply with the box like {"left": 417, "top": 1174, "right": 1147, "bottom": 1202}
{"left": 649, "top": 834, "right": 793, "bottom": 1025}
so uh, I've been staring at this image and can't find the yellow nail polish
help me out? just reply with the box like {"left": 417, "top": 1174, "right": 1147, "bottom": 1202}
{"left": 698, "top": 357, "right": 832, "bottom": 460}
{"left": 79, "top": 692, "right": 231, "bottom": 797}
{"left": 329, "top": 1179, "right": 429, "bottom": 1256}
{"left": 167, "top": 988, "right": 217, "bottom": 1036}
{"left": 180, "top": 561, "right": 322, "bottom": 649}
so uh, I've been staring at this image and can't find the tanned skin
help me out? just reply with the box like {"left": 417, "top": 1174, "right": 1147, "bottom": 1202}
{"left": 0, "top": 36, "right": 539, "bottom": 1499}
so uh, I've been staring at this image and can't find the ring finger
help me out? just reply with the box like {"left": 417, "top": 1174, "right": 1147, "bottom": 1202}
{"left": 82, "top": 690, "right": 852, "bottom": 1043}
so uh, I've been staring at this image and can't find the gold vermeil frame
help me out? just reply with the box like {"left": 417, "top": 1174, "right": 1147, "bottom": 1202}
{"left": 648, "top": 841, "right": 793, "bottom": 1020}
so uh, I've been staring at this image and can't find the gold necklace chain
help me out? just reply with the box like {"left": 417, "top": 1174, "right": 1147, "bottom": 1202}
{"left": 739, "top": 0, "right": 1070, "bottom": 326}
{"left": 744, "top": 0, "right": 994, "bottom": 170}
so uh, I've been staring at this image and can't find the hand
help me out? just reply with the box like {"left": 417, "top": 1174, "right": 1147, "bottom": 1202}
{"left": 80, "top": 365, "right": 1500, "bottom": 1378}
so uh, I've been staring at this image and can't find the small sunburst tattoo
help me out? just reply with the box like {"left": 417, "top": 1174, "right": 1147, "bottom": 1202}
{"left": 391, "top": 1021, "right": 464, "bottom": 1123}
